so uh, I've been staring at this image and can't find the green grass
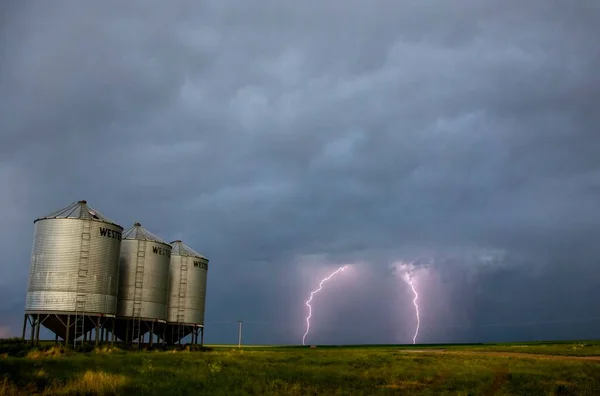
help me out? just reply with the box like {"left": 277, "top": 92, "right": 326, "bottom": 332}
{"left": 209, "top": 340, "right": 600, "bottom": 356}
{"left": 454, "top": 341, "right": 600, "bottom": 357}
{"left": 1, "top": 338, "right": 599, "bottom": 395}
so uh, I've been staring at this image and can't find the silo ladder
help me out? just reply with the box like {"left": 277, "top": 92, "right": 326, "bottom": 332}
{"left": 177, "top": 262, "right": 188, "bottom": 344}
{"left": 131, "top": 240, "right": 146, "bottom": 346}
{"left": 74, "top": 220, "right": 91, "bottom": 348}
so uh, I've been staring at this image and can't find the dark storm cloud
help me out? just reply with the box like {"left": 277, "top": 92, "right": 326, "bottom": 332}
{"left": 1, "top": 1, "right": 599, "bottom": 343}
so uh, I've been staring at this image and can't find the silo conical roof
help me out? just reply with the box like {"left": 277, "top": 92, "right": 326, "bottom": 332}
{"left": 122, "top": 222, "right": 170, "bottom": 245}
{"left": 34, "top": 200, "right": 122, "bottom": 228}
{"left": 170, "top": 240, "right": 209, "bottom": 261}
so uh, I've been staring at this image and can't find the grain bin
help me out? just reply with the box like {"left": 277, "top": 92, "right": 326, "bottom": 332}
{"left": 164, "top": 240, "right": 208, "bottom": 344}
{"left": 114, "top": 223, "right": 171, "bottom": 344}
{"left": 24, "top": 200, "right": 123, "bottom": 344}
{"left": 117, "top": 223, "right": 171, "bottom": 321}
{"left": 166, "top": 241, "right": 209, "bottom": 325}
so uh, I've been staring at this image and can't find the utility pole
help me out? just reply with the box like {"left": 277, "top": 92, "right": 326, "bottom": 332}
{"left": 238, "top": 320, "right": 243, "bottom": 348}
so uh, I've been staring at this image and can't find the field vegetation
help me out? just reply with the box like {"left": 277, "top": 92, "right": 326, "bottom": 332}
{"left": 1, "top": 338, "right": 599, "bottom": 395}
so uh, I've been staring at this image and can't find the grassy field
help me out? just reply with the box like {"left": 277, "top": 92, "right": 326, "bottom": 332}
{"left": 1, "top": 339, "right": 599, "bottom": 395}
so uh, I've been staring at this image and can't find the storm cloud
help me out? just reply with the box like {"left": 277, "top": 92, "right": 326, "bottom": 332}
{"left": 1, "top": 0, "right": 599, "bottom": 344}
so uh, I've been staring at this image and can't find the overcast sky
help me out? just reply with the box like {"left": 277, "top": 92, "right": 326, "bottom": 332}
{"left": 1, "top": 1, "right": 599, "bottom": 344}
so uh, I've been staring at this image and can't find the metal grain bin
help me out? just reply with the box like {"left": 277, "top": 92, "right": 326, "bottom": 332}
{"left": 25, "top": 200, "right": 123, "bottom": 315}
{"left": 166, "top": 241, "right": 209, "bottom": 325}
{"left": 116, "top": 223, "right": 171, "bottom": 321}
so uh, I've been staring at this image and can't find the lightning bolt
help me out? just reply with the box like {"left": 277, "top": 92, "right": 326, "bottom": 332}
{"left": 302, "top": 265, "right": 348, "bottom": 346}
{"left": 405, "top": 272, "right": 420, "bottom": 344}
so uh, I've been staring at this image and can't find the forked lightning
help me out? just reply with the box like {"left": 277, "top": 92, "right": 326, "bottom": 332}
{"left": 405, "top": 272, "right": 420, "bottom": 344}
{"left": 302, "top": 265, "right": 348, "bottom": 345}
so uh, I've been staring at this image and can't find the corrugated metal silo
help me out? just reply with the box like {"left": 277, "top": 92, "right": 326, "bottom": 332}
{"left": 116, "top": 223, "right": 171, "bottom": 321}
{"left": 24, "top": 200, "right": 123, "bottom": 343}
{"left": 26, "top": 200, "right": 123, "bottom": 314}
{"left": 166, "top": 240, "right": 209, "bottom": 326}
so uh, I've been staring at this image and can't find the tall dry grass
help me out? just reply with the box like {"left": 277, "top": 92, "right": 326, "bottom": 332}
{"left": 54, "top": 371, "right": 127, "bottom": 395}
{"left": 25, "top": 346, "right": 67, "bottom": 359}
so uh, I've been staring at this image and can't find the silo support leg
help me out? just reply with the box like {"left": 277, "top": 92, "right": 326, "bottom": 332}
{"left": 95, "top": 317, "right": 100, "bottom": 347}
{"left": 201, "top": 327, "right": 204, "bottom": 347}
{"left": 111, "top": 319, "right": 115, "bottom": 345}
{"left": 35, "top": 314, "right": 41, "bottom": 346}
{"left": 22, "top": 315, "right": 28, "bottom": 341}
{"left": 150, "top": 321, "right": 154, "bottom": 347}
{"left": 30, "top": 317, "right": 35, "bottom": 345}
{"left": 65, "top": 315, "right": 71, "bottom": 346}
